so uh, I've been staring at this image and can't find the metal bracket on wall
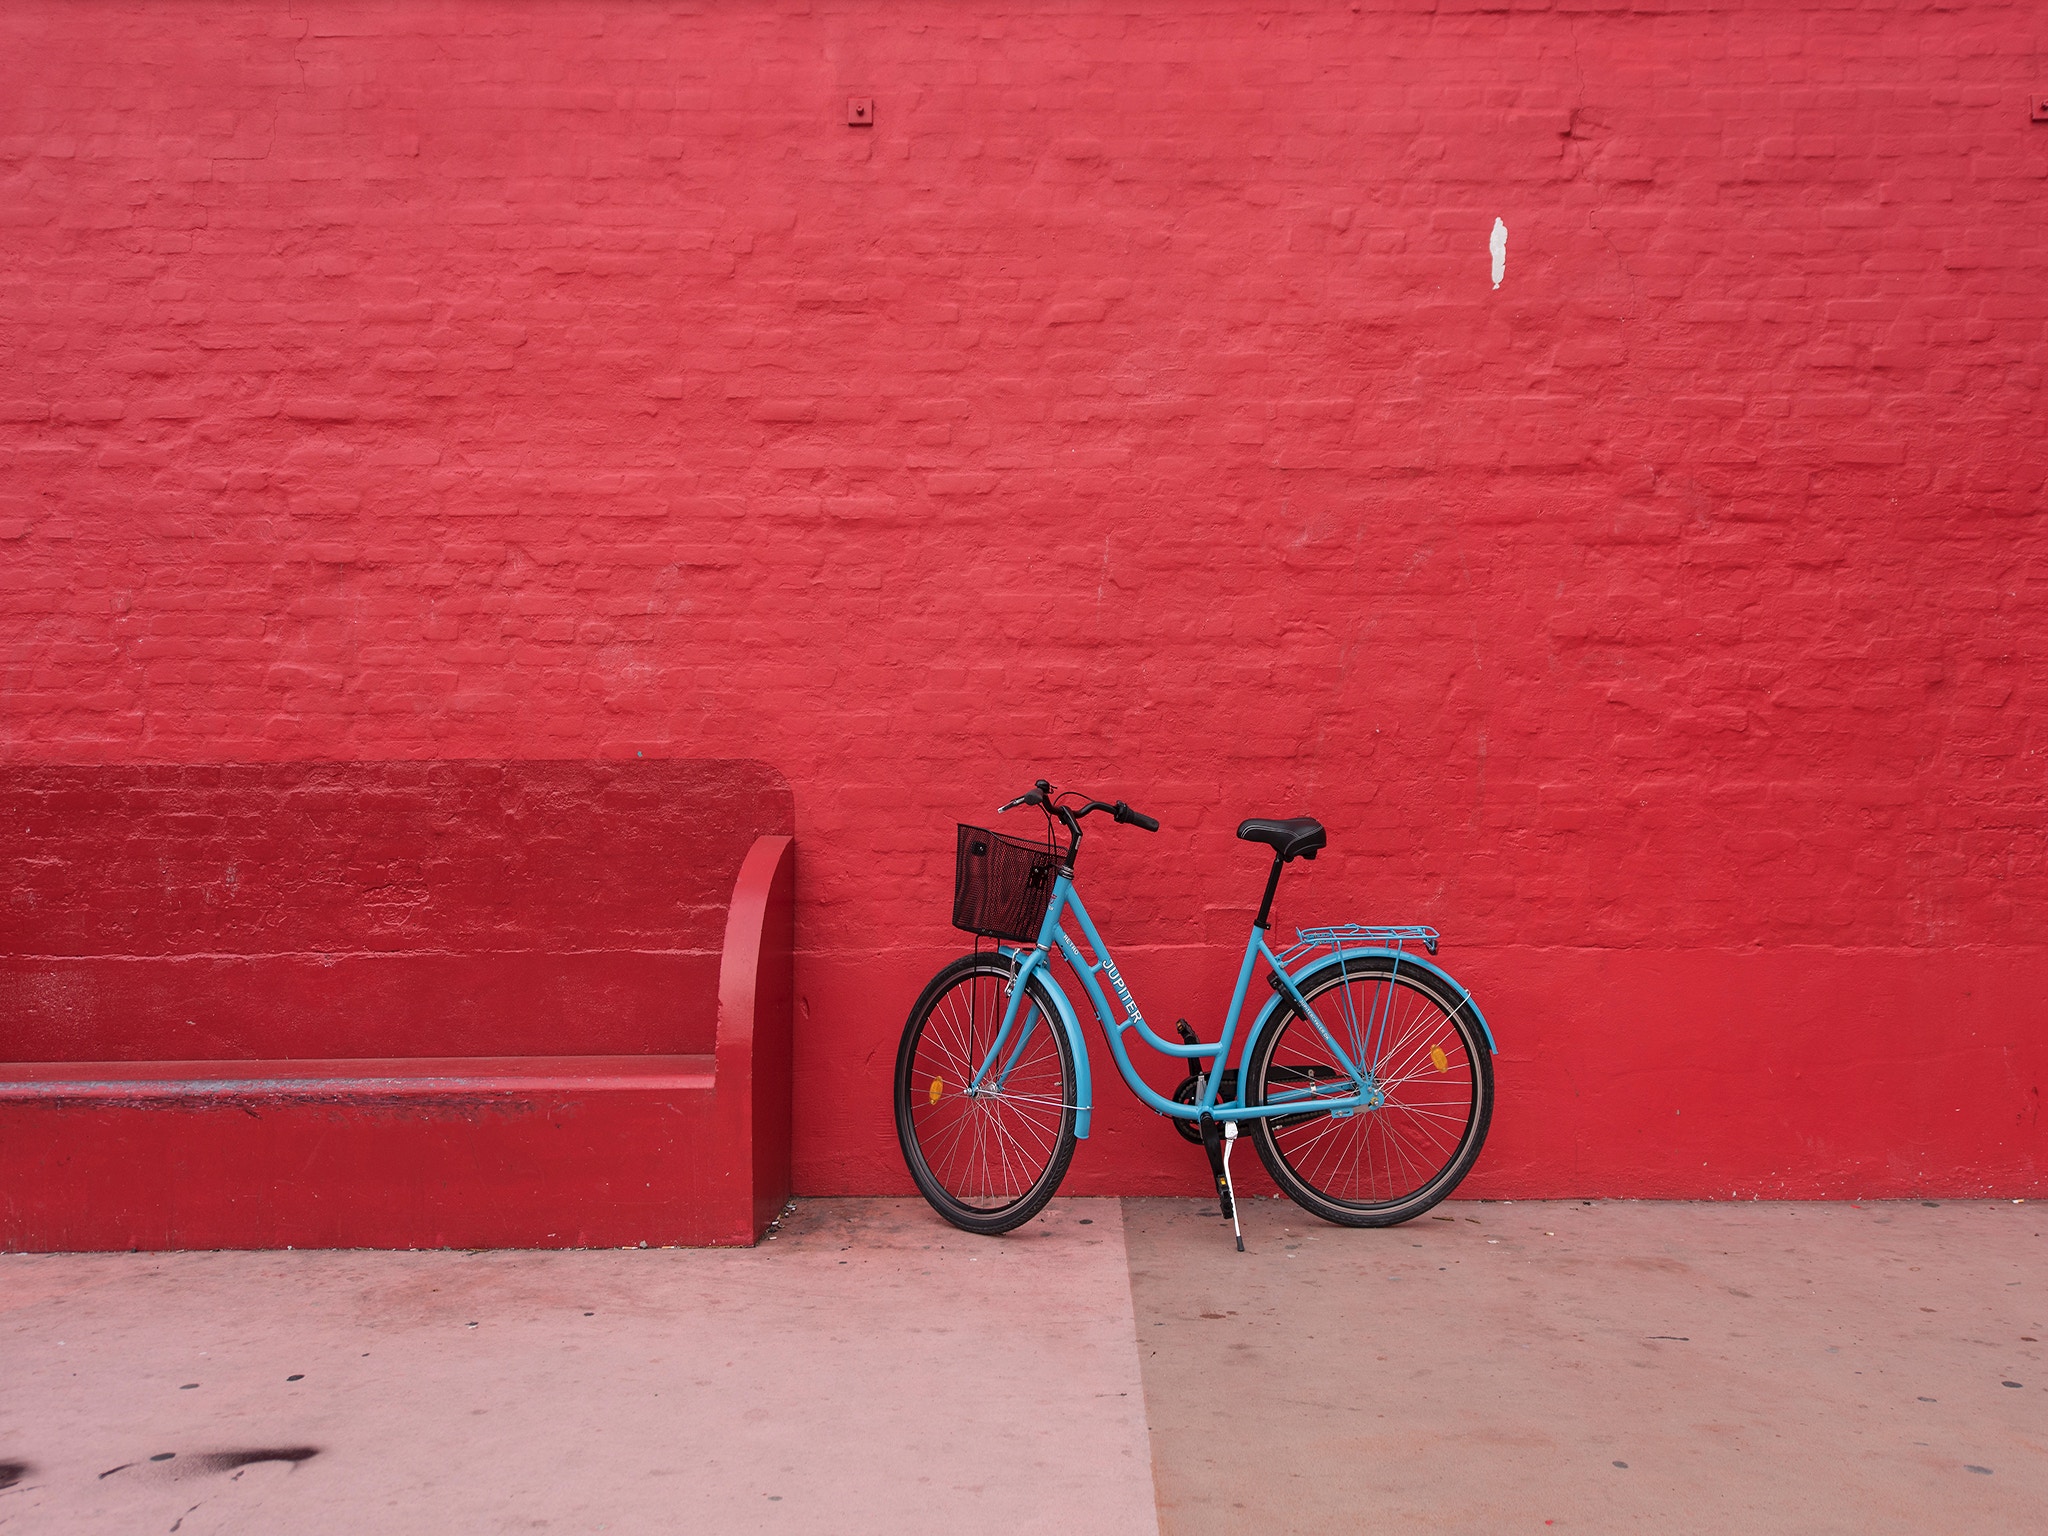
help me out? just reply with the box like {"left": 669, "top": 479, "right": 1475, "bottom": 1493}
{"left": 847, "top": 98, "right": 874, "bottom": 127}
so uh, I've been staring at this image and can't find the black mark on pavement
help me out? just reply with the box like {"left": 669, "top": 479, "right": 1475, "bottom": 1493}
{"left": 188, "top": 1447, "right": 321, "bottom": 1474}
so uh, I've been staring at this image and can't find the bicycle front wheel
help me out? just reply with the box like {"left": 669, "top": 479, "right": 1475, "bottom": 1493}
{"left": 894, "top": 955, "right": 1078, "bottom": 1235}
{"left": 1248, "top": 955, "right": 1492, "bottom": 1226}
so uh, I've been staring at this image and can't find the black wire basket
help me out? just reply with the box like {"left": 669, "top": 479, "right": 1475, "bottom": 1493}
{"left": 952, "top": 823, "right": 1065, "bottom": 944}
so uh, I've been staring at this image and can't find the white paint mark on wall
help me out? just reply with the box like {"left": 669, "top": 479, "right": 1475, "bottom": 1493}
{"left": 1490, "top": 218, "right": 1507, "bottom": 290}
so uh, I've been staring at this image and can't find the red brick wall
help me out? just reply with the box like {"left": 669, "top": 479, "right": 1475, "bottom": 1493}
{"left": 3, "top": 2, "right": 2043, "bottom": 1197}
{"left": 3, "top": 760, "right": 791, "bottom": 1060}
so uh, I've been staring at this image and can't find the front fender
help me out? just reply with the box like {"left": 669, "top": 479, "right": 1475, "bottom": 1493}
{"left": 1238, "top": 947, "right": 1497, "bottom": 1079}
{"left": 995, "top": 946, "right": 1093, "bottom": 1139}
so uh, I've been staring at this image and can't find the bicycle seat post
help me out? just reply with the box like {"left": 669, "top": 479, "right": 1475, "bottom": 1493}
{"left": 1254, "top": 853, "right": 1286, "bottom": 930}
{"left": 1236, "top": 818, "right": 1326, "bottom": 926}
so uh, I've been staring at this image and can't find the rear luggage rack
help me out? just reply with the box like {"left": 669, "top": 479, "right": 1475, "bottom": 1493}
{"left": 1278, "top": 924, "right": 1440, "bottom": 963}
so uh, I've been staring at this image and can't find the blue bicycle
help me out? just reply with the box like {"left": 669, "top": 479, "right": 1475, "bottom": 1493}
{"left": 895, "top": 781, "right": 1498, "bottom": 1242}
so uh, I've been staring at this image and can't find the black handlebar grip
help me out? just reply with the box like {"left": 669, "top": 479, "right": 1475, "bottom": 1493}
{"left": 1113, "top": 801, "right": 1161, "bottom": 832}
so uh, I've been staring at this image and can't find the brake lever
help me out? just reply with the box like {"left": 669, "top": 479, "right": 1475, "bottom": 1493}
{"left": 998, "top": 783, "right": 1051, "bottom": 815}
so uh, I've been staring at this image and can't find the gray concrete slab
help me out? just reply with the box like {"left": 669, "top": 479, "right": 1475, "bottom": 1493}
{"left": 0, "top": 1199, "right": 1158, "bottom": 1536}
{"left": 1125, "top": 1197, "right": 2046, "bottom": 1534}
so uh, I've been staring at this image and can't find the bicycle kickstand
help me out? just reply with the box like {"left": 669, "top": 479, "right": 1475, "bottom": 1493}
{"left": 1222, "top": 1123, "right": 1244, "bottom": 1252}
{"left": 1197, "top": 1113, "right": 1246, "bottom": 1253}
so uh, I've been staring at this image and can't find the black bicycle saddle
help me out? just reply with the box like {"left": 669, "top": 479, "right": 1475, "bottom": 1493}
{"left": 1235, "top": 817, "right": 1327, "bottom": 862}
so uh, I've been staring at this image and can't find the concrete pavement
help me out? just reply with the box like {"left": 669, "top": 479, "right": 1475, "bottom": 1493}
{"left": 0, "top": 1201, "right": 1155, "bottom": 1535}
{"left": 2, "top": 1199, "right": 2041, "bottom": 1534}
{"left": 1127, "top": 1197, "right": 2045, "bottom": 1534}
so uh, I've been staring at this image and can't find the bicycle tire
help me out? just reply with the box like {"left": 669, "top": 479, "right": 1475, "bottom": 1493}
{"left": 1247, "top": 955, "right": 1492, "bottom": 1226}
{"left": 894, "top": 954, "right": 1078, "bottom": 1235}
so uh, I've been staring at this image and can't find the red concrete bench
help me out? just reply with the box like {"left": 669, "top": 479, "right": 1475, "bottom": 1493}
{"left": 0, "top": 761, "right": 794, "bottom": 1250}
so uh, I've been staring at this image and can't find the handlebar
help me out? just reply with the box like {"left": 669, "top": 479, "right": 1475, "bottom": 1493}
{"left": 997, "top": 780, "right": 1159, "bottom": 834}
{"left": 1113, "top": 801, "right": 1161, "bottom": 833}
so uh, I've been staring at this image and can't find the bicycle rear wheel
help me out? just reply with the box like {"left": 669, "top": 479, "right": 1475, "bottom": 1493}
{"left": 1248, "top": 955, "right": 1492, "bottom": 1226}
{"left": 894, "top": 955, "right": 1077, "bottom": 1235}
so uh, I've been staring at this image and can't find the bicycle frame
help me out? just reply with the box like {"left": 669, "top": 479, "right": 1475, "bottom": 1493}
{"left": 964, "top": 868, "right": 1490, "bottom": 1137}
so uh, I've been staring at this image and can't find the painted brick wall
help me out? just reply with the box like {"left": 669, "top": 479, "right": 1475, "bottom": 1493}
{"left": 2, "top": 1, "right": 2043, "bottom": 1198}
{"left": 3, "top": 759, "right": 790, "bottom": 1060}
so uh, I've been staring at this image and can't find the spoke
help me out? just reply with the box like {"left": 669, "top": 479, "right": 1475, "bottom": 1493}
{"left": 1336, "top": 973, "right": 1368, "bottom": 1067}
{"left": 919, "top": 1100, "right": 977, "bottom": 1172}
{"left": 983, "top": 1091, "right": 1071, "bottom": 1111}
{"left": 1376, "top": 1016, "right": 1449, "bottom": 1087}
{"left": 987, "top": 1112, "right": 1039, "bottom": 1194}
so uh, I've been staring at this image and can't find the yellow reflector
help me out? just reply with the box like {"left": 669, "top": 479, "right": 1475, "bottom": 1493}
{"left": 1430, "top": 1045, "right": 1450, "bottom": 1073}
{"left": 928, "top": 1077, "right": 943, "bottom": 1105}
